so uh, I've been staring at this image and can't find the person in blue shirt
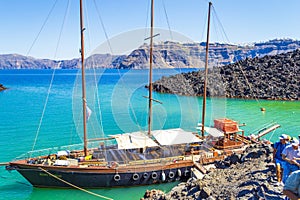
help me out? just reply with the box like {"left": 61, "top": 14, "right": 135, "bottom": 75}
{"left": 273, "top": 134, "right": 289, "bottom": 184}
{"left": 282, "top": 140, "right": 300, "bottom": 183}
{"left": 283, "top": 170, "right": 300, "bottom": 200}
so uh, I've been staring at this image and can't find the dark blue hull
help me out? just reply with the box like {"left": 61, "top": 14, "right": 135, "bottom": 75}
{"left": 11, "top": 161, "right": 193, "bottom": 188}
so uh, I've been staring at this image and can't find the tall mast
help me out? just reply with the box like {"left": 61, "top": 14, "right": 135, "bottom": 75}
{"left": 79, "top": 0, "right": 88, "bottom": 156}
{"left": 147, "top": 0, "right": 154, "bottom": 136}
{"left": 201, "top": 2, "right": 212, "bottom": 137}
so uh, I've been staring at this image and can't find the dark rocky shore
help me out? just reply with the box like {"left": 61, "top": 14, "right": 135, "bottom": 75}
{"left": 141, "top": 144, "right": 285, "bottom": 200}
{"left": 152, "top": 49, "right": 300, "bottom": 101}
{"left": 0, "top": 84, "right": 7, "bottom": 91}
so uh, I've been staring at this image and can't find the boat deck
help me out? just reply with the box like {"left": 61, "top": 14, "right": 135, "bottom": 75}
{"left": 92, "top": 144, "right": 189, "bottom": 165}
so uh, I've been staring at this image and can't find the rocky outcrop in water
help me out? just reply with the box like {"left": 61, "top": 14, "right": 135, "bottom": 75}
{"left": 0, "top": 84, "right": 7, "bottom": 91}
{"left": 152, "top": 49, "right": 300, "bottom": 100}
{"left": 141, "top": 144, "right": 285, "bottom": 200}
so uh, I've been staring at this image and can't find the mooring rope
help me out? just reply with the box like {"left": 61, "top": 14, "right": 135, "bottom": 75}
{"left": 260, "top": 185, "right": 267, "bottom": 199}
{"left": 39, "top": 167, "right": 113, "bottom": 200}
{"left": 268, "top": 125, "right": 279, "bottom": 142}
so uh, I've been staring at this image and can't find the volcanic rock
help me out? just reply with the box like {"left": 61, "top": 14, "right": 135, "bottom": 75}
{"left": 152, "top": 49, "right": 300, "bottom": 100}
{"left": 141, "top": 144, "right": 285, "bottom": 200}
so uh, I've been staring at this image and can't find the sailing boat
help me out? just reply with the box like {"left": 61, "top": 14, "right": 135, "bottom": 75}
{"left": 6, "top": 1, "right": 279, "bottom": 188}
{"left": 5, "top": 0, "right": 198, "bottom": 188}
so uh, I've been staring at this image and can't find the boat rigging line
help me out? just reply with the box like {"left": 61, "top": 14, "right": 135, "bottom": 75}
{"left": 91, "top": 0, "right": 145, "bottom": 135}
{"left": 39, "top": 168, "right": 113, "bottom": 200}
{"left": 81, "top": 4, "right": 106, "bottom": 139}
{"left": 31, "top": 0, "right": 70, "bottom": 155}
{"left": 93, "top": 0, "right": 113, "bottom": 54}
{"left": 162, "top": 0, "right": 173, "bottom": 40}
{"left": 144, "top": 0, "right": 151, "bottom": 39}
{"left": 26, "top": 0, "right": 58, "bottom": 57}
{"left": 210, "top": 5, "right": 264, "bottom": 110}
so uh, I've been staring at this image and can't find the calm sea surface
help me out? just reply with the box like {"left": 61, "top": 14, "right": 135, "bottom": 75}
{"left": 0, "top": 69, "right": 299, "bottom": 200}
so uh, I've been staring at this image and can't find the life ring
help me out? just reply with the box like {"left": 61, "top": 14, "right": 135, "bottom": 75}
{"left": 143, "top": 172, "right": 149, "bottom": 179}
{"left": 114, "top": 174, "right": 121, "bottom": 182}
{"left": 132, "top": 173, "right": 139, "bottom": 181}
{"left": 151, "top": 172, "right": 158, "bottom": 180}
{"left": 168, "top": 171, "right": 175, "bottom": 179}
{"left": 177, "top": 169, "right": 182, "bottom": 177}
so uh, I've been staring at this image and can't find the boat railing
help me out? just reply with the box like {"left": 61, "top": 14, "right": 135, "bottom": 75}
{"left": 248, "top": 121, "right": 277, "bottom": 135}
{"left": 248, "top": 121, "right": 280, "bottom": 139}
{"left": 13, "top": 140, "right": 116, "bottom": 161}
{"left": 126, "top": 155, "right": 186, "bottom": 166}
{"left": 76, "top": 155, "right": 189, "bottom": 167}
{"left": 12, "top": 141, "right": 196, "bottom": 167}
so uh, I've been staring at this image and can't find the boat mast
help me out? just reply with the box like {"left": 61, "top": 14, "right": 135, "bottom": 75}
{"left": 147, "top": 0, "right": 154, "bottom": 136}
{"left": 79, "top": 0, "right": 88, "bottom": 156}
{"left": 201, "top": 2, "right": 212, "bottom": 137}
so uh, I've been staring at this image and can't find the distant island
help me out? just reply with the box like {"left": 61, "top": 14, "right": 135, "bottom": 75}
{"left": 0, "top": 38, "right": 300, "bottom": 69}
{"left": 151, "top": 49, "right": 300, "bottom": 101}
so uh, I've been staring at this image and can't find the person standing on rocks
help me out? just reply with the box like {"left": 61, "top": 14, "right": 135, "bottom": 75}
{"left": 282, "top": 140, "right": 300, "bottom": 183}
{"left": 283, "top": 170, "right": 300, "bottom": 200}
{"left": 273, "top": 134, "right": 289, "bottom": 184}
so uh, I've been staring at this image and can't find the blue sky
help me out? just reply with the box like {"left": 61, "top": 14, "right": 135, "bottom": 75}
{"left": 1, "top": 0, "right": 299, "bottom": 60}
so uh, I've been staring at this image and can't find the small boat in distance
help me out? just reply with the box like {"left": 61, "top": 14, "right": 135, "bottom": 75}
{"left": 6, "top": 1, "right": 280, "bottom": 188}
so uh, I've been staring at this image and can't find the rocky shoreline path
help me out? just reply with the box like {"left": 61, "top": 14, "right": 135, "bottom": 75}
{"left": 141, "top": 144, "right": 285, "bottom": 200}
{"left": 152, "top": 49, "right": 300, "bottom": 101}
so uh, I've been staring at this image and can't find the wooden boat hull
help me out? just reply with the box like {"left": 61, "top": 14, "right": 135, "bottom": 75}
{"left": 8, "top": 160, "right": 193, "bottom": 188}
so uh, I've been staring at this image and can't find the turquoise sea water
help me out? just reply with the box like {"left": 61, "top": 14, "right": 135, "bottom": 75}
{"left": 0, "top": 69, "right": 299, "bottom": 200}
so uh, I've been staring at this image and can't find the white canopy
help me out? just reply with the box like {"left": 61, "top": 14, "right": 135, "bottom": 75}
{"left": 112, "top": 131, "right": 158, "bottom": 149}
{"left": 152, "top": 128, "right": 202, "bottom": 145}
{"left": 204, "top": 127, "right": 224, "bottom": 137}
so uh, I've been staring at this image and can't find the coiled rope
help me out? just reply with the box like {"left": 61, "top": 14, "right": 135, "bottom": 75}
{"left": 39, "top": 167, "right": 113, "bottom": 200}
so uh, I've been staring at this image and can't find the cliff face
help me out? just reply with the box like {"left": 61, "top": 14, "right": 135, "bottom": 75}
{"left": 0, "top": 54, "right": 124, "bottom": 69}
{"left": 116, "top": 38, "right": 300, "bottom": 69}
{"left": 0, "top": 39, "right": 300, "bottom": 69}
{"left": 152, "top": 49, "right": 300, "bottom": 100}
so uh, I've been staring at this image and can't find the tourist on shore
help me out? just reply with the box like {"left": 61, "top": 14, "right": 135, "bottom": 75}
{"left": 282, "top": 140, "right": 300, "bottom": 183}
{"left": 283, "top": 170, "right": 300, "bottom": 200}
{"left": 287, "top": 135, "right": 292, "bottom": 143}
{"left": 289, "top": 136, "right": 298, "bottom": 144}
{"left": 273, "top": 134, "right": 289, "bottom": 184}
